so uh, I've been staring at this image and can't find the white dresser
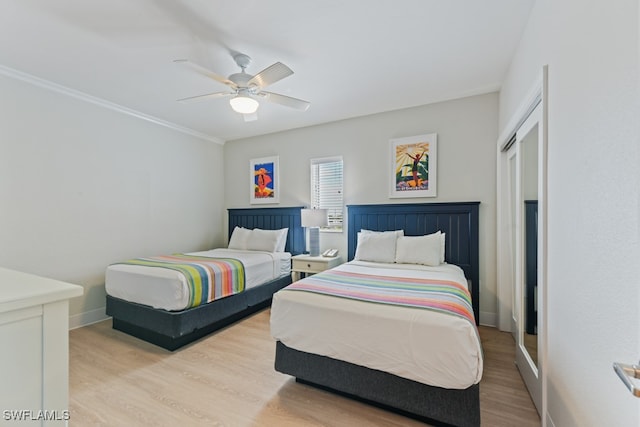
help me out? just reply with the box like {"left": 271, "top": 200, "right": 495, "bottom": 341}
{"left": 0, "top": 267, "right": 83, "bottom": 426}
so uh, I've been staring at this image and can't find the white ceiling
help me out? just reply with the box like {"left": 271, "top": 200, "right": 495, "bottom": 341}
{"left": 0, "top": 0, "right": 534, "bottom": 143}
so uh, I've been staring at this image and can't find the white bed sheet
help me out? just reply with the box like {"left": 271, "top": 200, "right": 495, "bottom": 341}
{"left": 270, "top": 261, "right": 483, "bottom": 389}
{"left": 106, "top": 249, "right": 291, "bottom": 311}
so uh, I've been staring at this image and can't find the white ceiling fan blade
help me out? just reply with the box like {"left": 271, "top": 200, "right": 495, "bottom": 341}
{"left": 261, "top": 91, "right": 310, "bottom": 111}
{"left": 243, "top": 112, "right": 258, "bottom": 122}
{"left": 173, "top": 59, "right": 236, "bottom": 88}
{"left": 248, "top": 62, "right": 293, "bottom": 88}
{"left": 177, "top": 92, "right": 232, "bottom": 103}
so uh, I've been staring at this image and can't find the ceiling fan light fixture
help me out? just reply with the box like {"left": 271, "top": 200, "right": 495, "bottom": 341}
{"left": 229, "top": 95, "right": 259, "bottom": 114}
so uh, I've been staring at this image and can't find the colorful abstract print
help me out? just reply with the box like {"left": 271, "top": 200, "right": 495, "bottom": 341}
{"left": 115, "top": 254, "right": 245, "bottom": 309}
{"left": 286, "top": 269, "right": 475, "bottom": 325}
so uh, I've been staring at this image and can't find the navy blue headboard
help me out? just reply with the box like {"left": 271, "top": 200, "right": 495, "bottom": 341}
{"left": 228, "top": 206, "right": 305, "bottom": 255}
{"left": 347, "top": 202, "right": 480, "bottom": 324}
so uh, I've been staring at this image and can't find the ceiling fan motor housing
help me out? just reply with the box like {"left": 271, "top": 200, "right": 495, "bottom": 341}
{"left": 229, "top": 72, "right": 254, "bottom": 89}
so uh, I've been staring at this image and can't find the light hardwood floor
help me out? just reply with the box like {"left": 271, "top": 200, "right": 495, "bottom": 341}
{"left": 69, "top": 309, "right": 540, "bottom": 426}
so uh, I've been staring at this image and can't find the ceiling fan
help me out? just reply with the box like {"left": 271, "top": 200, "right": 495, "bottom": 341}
{"left": 174, "top": 53, "right": 310, "bottom": 121}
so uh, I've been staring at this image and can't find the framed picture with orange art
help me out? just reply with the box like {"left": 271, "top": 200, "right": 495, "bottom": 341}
{"left": 389, "top": 133, "right": 437, "bottom": 198}
{"left": 250, "top": 156, "right": 279, "bottom": 204}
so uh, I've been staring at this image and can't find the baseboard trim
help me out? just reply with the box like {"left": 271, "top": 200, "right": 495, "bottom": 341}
{"left": 69, "top": 307, "right": 109, "bottom": 330}
{"left": 479, "top": 311, "right": 497, "bottom": 327}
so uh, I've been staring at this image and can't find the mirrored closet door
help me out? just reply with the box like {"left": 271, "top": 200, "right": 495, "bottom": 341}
{"left": 498, "top": 67, "right": 548, "bottom": 417}
{"left": 506, "top": 101, "right": 544, "bottom": 413}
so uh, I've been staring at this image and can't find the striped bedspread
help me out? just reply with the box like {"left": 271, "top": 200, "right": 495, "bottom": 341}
{"left": 285, "top": 268, "right": 475, "bottom": 325}
{"left": 113, "top": 254, "right": 245, "bottom": 309}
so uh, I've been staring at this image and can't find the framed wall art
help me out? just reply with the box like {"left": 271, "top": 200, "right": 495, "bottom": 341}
{"left": 389, "top": 133, "right": 437, "bottom": 198}
{"left": 250, "top": 156, "right": 279, "bottom": 204}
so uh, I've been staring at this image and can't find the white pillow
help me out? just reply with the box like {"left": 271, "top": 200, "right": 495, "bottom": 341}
{"left": 275, "top": 228, "right": 289, "bottom": 252}
{"left": 228, "top": 226, "right": 251, "bottom": 250}
{"left": 354, "top": 231, "right": 398, "bottom": 263}
{"left": 395, "top": 232, "right": 443, "bottom": 266}
{"left": 246, "top": 228, "right": 282, "bottom": 252}
{"left": 361, "top": 229, "right": 404, "bottom": 238}
{"left": 440, "top": 232, "right": 446, "bottom": 264}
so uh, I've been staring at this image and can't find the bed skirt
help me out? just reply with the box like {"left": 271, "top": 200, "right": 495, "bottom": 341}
{"left": 106, "top": 274, "right": 292, "bottom": 351}
{"left": 274, "top": 341, "right": 480, "bottom": 427}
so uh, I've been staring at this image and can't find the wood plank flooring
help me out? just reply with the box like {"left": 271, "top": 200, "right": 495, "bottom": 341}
{"left": 69, "top": 309, "right": 540, "bottom": 426}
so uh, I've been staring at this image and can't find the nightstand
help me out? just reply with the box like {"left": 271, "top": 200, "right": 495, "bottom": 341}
{"left": 291, "top": 254, "right": 343, "bottom": 281}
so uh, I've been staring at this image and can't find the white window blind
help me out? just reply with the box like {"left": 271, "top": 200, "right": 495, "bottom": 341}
{"left": 311, "top": 157, "right": 343, "bottom": 231}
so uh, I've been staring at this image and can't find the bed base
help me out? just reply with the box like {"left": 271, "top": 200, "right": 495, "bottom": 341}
{"left": 106, "top": 274, "right": 291, "bottom": 351}
{"left": 275, "top": 341, "right": 480, "bottom": 427}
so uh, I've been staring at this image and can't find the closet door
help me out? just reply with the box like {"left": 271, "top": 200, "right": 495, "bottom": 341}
{"left": 512, "top": 103, "right": 543, "bottom": 413}
{"left": 498, "top": 68, "right": 548, "bottom": 418}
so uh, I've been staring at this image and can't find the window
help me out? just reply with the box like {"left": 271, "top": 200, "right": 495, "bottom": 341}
{"left": 310, "top": 156, "right": 343, "bottom": 231}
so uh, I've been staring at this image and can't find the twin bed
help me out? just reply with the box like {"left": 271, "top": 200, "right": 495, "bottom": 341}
{"left": 105, "top": 202, "right": 481, "bottom": 427}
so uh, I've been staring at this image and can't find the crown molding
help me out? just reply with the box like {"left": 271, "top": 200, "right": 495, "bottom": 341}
{"left": 0, "top": 64, "right": 225, "bottom": 145}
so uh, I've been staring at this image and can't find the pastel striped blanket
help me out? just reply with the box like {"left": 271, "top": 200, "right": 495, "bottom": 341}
{"left": 286, "top": 268, "right": 475, "bottom": 325}
{"left": 114, "top": 254, "right": 245, "bottom": 309}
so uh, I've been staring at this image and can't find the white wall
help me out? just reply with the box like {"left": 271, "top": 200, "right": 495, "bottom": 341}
{"left": 499, "top": 0, "right": 640, "bottom": 425}
{"left": 0, "top": 73, "right": 225, "bottom": 325}
{"left": 224, "top": 93, "right": 499, "bottom": 324}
